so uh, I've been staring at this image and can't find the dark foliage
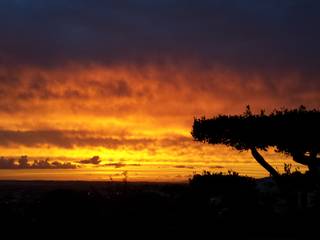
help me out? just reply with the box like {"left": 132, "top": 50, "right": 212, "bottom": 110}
{"left": 0, "top": 177, "right": 320, "bottom": 238}
{"left": 192, "top": 106, "right": 320, "bottom": 175}
{"left": 189, "top": 171, "right": 256, "bottom": 196}
{"left": 189, "top": 171, "right": 259, "bottom": 218}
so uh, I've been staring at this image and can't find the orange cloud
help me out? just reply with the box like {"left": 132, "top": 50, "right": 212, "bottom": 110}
{"left": 0, "top": 64, "right": 315, "bottom": 180}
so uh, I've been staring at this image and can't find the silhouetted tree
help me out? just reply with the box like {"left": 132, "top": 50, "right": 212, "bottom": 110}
{"left": 192, "top": 106, "right": 320, "bottom": 177}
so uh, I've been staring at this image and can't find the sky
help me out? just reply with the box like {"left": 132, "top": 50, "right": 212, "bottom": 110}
{"left": 0, "top": 0, "right": 319, "bottom": 181}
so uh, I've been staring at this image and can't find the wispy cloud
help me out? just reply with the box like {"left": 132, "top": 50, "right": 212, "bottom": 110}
{"left": 0, "top": 130, "right": 155, "bottom": 149}
{"left": 102, "top": 162, "right": 141, "bottom": 169}
{"left": 0, "top": 129, "right": 194, "bottom": 150}
{"left": 174, "top": 165, "right": 195, "bottom": 169}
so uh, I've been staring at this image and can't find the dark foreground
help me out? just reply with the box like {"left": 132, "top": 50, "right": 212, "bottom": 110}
{"left": 0, "top": 177, "right": 319, "bottom": 239}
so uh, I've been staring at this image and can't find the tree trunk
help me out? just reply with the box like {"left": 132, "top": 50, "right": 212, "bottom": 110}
{"left": 250, "top": 147, "right": 279, "bottom": 177}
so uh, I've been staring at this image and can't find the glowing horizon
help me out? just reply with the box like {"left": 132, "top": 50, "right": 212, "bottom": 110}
{"left": 0, "top": 65, "right": 310, "bottom": 181}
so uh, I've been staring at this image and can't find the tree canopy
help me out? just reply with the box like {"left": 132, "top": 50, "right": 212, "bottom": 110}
{"left": 192, "top": 106, "right": 320, "bottom": 177}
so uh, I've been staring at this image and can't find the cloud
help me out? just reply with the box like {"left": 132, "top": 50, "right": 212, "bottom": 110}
{"left": 0, "top": 1, "right": 318, "bottom": 116}
{"left": 0, "top": 156, "right": 77, "bottom": 169}
{"left": 0, "top": 0, "right": 319, "bottom": 76}
{"left": 0, "top": 63, "right": 318, "bottom": 122}
{"left": 102, "top": 163, "right": 141, "bottom": 168}
{"left": 79, "top": 156, "right": 101, "bottom": 164}
{"left": 0, "top": 130, "right": 155, "bottom": 149}
{"left": 0, "top": 130, "right": 73, "bottom": 148}
{"left": 0, "top": 129, "right": 197, "bottom": 150}
{"left": 174, "top": 165, "right": 195, "bottom": 169}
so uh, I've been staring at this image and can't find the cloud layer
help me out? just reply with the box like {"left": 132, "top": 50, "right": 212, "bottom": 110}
{"left": 0, "top": 156, "right": 77, "bottom": 169}
{"left": 0, "top": 129, "right": 186, "bottom": 149}
{"left": 0, "top": 0, "right": 319, "bottom": 75}
{"left": 0, "top": 0, "right": 319, "bottom": 117}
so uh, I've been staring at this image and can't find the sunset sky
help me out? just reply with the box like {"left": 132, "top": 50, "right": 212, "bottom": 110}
{"left": 0, "top": 0, "right": 319, "bottom": 181}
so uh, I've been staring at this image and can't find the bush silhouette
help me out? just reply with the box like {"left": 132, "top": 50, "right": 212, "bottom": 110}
{"left": 189, "top": 171, "right": 258, "bottom": 218}
{"left": 189, "top": 171, "right": 256, "bottom": 196}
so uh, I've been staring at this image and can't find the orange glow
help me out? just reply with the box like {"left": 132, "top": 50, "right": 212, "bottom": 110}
{"left": 0, "top": 64, "right": 311, "bottom": 181}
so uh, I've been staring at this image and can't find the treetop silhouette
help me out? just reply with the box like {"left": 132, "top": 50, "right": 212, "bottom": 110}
{"left": 192, "top": 106, "right": 320, "bottom": 177}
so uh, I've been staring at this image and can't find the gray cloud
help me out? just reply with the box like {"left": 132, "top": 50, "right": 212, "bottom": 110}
{"left": 0, "top": 156, "right": 77, "bottom": 169}
{"left": 174, "top": 165, "right": 195, "bottom": 169}
{"left": 79, "top": 156, "right": 101, "bottom": 165}
{"left": 0, "top": 0, "right": 319, "bottom": 76}
{"left": 0, "top": 130, "right": 193, "bottom": 149}
{"left": 102, "top": 162, "right": 141, "bottom": 168}
{"left": 0, "top": 130, "right": 73, "bottom": 148}
{"left": 0, "top": 70, "right": 134, "bottom": 100}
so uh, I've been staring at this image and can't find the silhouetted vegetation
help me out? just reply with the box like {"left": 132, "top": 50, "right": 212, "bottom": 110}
{"left": 189, "top": 171, "right": 259, "bottom": 220}
{"left": 1, "top": 172, "right": 320, "bottom": 238}
{"left": 189, "top": 170, "right": 256, "bottom": 197}
{"left": 192, "top": 106, "right": 320, "bottom": 177}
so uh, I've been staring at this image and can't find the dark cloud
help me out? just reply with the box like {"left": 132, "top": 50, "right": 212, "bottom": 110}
{"left": 0, "top": 156, "right": 77, "bottom": 169}
{"left": 0, "top": 130, "right": 73, "bottom": 148}
{"left": 0, "top": 70, "right": 133, "bottom": 101}
{"left": 102, "top": 162, "right": 141, "bottom": 168}
{"left": 79, "top": 156, "right": 101, "bottom": 165}
{"left": 0, "top": 0, "right": 319, "bottom": 75}
{"left": 89, "top": 79, "right": 133, "bottom": 98}
{"left": 0, "top": 0, "right": 318, "bottom": 117}
{"left": 0, "top": 130, "right": 192, "bottom": 150}
{"left": 174, "top": 165, "right": 194, "bottom": 169}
